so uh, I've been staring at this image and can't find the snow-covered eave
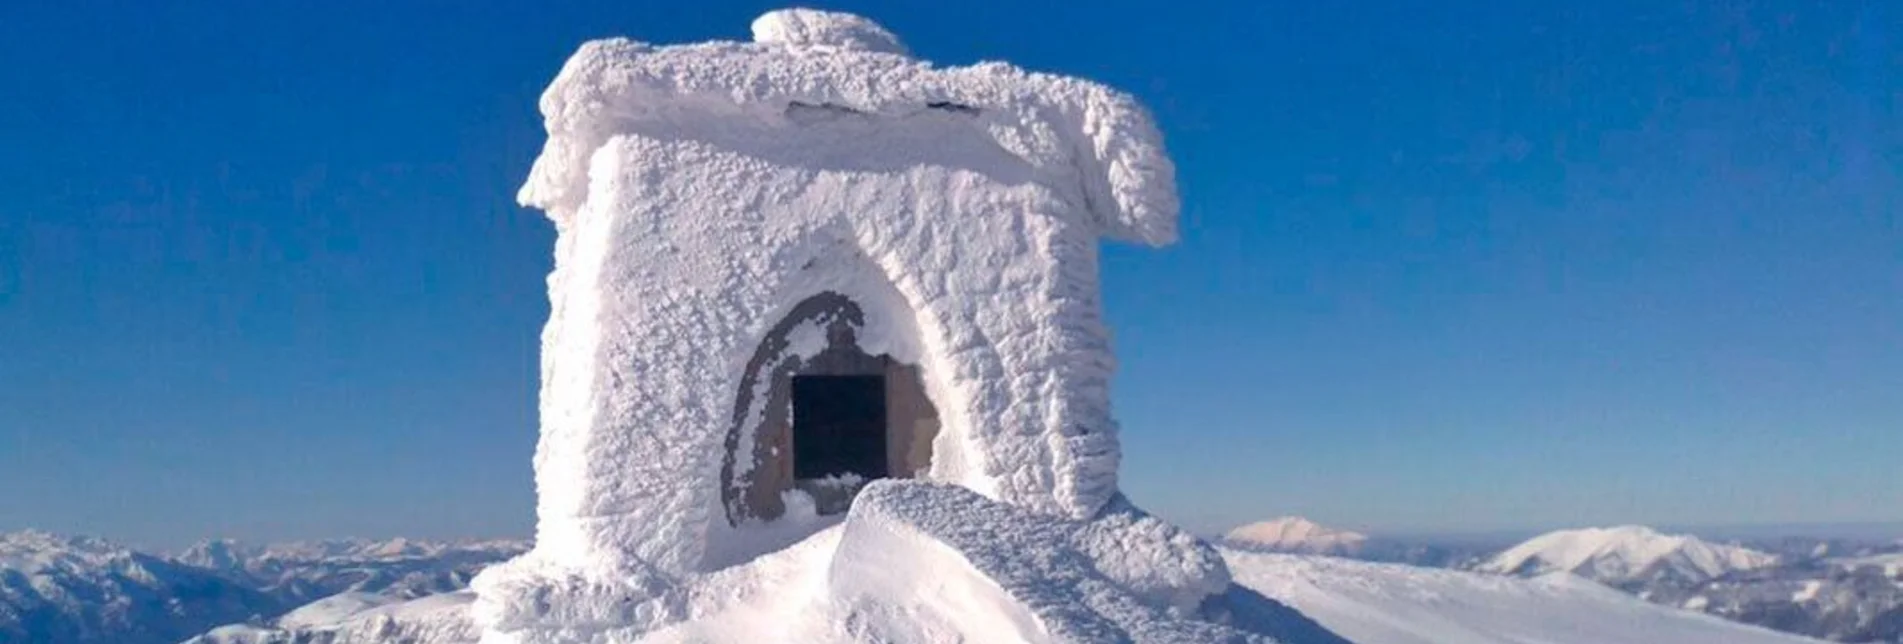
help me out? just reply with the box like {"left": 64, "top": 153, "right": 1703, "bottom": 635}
{"left": 516, "top": 37, "right": 1180, "bottom": 246}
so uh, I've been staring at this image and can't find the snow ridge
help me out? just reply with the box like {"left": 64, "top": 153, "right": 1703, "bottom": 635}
{"left": 519, "top": 9, "right": 1178, "bottom": 245}
{"left": 184, "top": 591, "right": 484, "bottom": 644}
{"left": 1477, "top": 525, "right": 1777, "bottom": 585}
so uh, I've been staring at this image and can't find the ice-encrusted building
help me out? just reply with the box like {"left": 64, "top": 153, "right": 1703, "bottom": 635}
{"left": 469, "top": 10, "right": 1277, "bottom": 644}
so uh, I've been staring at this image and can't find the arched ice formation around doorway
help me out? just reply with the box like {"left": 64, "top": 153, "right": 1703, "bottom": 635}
{"left": 720, "top": 291, "right": 941, "bottom": 525}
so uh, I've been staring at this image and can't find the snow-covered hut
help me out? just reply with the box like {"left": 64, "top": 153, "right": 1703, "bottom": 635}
{"left": 507, "top": 8, "right": 1178, "bottom": 578}
{"left": 466, "top": 10, "right": 1282, "bottom": 643}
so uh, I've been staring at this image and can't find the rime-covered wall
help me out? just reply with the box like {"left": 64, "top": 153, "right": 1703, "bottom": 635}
{"left": 514, "top": 9, "right": 1179, "bottom": 577}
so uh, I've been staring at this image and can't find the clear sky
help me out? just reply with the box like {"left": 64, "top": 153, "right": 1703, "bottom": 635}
{"left": 0, "top": 1, "right": 1896, "bottom": 548}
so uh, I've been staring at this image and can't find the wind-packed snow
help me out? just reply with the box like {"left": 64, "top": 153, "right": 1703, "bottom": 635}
{"left": 1225, "top": 550, "right": 1827, "bottom": 644}
{"left": 1224, "top": 518, "right": 1370, "bottom": 556}
{"left": 1476, "top": 525, "right": 1777, "bottom": 585}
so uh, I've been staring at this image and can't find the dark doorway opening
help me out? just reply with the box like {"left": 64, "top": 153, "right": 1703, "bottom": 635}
{"left": 723, "top": 292, "right": 943, "bottom": 524}
{"left": 791, "top": 375, "right": 889, "bottom": 481}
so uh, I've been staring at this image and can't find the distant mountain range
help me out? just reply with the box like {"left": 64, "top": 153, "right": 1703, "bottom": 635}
{"left": 0, "top": 531, "right": 524, "bottom": 644}
{"left": 0, "top": 532, "right": 278, "bottom": 644}
{"left": 172, "top": 536, "right": 525, "bottom": 607}
{"left": 1221, "top": 516, "right": 1494, "bottom": 569}
{"left": 1224, "top": 518, "right": 1903, "bottom": 643}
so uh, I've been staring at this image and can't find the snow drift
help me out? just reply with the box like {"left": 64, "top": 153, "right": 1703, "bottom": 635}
{"left": 1227, "top": 549, "right": 1825, "bottom": 644}
{"left": 478, "top": 481, "right": 1329, "bottom": 643}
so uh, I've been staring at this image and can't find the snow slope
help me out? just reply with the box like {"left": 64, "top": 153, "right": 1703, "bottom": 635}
{"left": 183, "top": 591, "right": 481, "bottom": 644}
{"left": 274, "top": 592, "right": 404, "bottom": 630}
{"left": 1477, "top": 525, "right": 1777, "bottom": 586}
{"left": 1225, "top": 518, "right": 1369, "bottom": 555}
{"left": 1226, "top": 549, "right": 1825, "bottom": 644}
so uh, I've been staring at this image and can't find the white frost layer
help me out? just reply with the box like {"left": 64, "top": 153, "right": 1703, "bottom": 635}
{"left": 510, "top": 7, "right": 1180, "bottom": 584}
{"left": 1226, "top": 550, "right": 1825, "bottom": 644}
{"left": 750, "top": 8, "right": 907, "bottom": 55}
{"left": 520, "top": 10, "right": 1178, "bottom": 243}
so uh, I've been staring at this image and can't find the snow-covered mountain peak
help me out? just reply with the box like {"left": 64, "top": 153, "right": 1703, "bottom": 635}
{"left": 1225, "top": 517, "right": 1370, "bottom": 554}
{"left": 0, "top": 530, "right": 143, "bottom": 573}
{"left": 1479, "top": 525, "right": 1777, "bottom": 585}
{"left": 174, "top": 538, "right": 258, "bottom": 570}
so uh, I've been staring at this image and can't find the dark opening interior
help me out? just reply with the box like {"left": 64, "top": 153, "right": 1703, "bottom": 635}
{"left": 791, "top": 375, "right": 888, "bottom": 481}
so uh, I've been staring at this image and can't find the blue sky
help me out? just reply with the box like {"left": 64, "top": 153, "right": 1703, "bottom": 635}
{"left": 0, "top": 1, "right": 1896, "bottom": 548}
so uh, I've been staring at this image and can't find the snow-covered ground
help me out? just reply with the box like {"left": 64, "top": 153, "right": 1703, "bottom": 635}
{"left": 475, "top": 481, "right": 1299, "bottom": 643}
{"left": 1225, "top": 549, "right": 1826, "bottom": 644}
{"left": 1220, "top": 518, "right": 1903, "bottom": 642}
{"left": 194, "top": 528, "right": 1844, "bottom": 644}
{"left": 185, "top": 592, "right": 481, "bottom": 644}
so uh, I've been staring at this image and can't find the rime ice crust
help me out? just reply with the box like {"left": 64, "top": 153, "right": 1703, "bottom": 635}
{"left": 519, "top": 7, "right": 1176, "bottom": 572}
{"left": 749, "top": 8, "right": 908, "bottom": 55}
{"left": 477, "top": 10, "right": 1213, "bottom": 643}
{"left": 518, "top": 12, "right": 1178, "bottom": 245}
